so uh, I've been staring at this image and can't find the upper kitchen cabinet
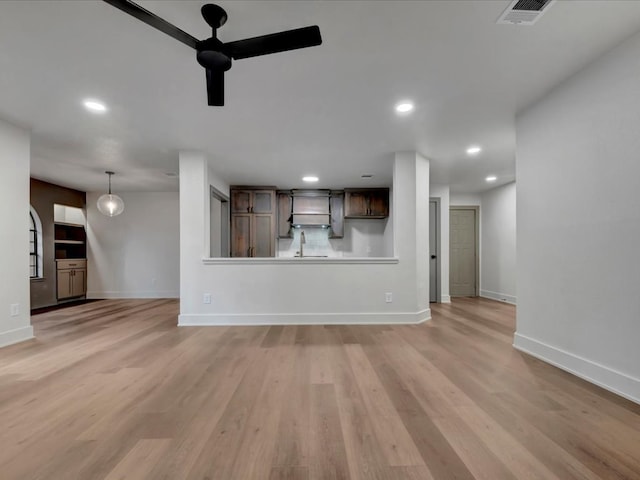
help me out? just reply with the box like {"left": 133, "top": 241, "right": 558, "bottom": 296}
{"left": 344, "top": 188, "right": 389, "bottom": 219}
{"left": 231, "top": 188, "right": 275, "bottom": 214}
{"left": 230, "top": 187, "right": 276, "bottom": 257}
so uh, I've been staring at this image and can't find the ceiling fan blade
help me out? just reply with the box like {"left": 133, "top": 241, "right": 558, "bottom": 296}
{"left": 226, "top": 25, "right": 322, "bottom": 60}
{"left": 103, "top": 0, "right": 199, "bottom": 49}
{"left": 206, "top": 69, "right": 224, "bottom": 106}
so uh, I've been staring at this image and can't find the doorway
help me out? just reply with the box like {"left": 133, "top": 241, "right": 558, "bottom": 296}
{"left": 450, "top": 206, "right": 479, "bottom": 297}
{"left": 429, "top": 199, "right": 440, "bottom": 303}
{"left": 210, "top": 187, "right": 230, "bottom": 257}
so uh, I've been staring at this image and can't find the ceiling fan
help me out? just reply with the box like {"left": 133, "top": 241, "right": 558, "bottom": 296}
{"left": 103, "top": 0, "right": 322, "bottom": 106}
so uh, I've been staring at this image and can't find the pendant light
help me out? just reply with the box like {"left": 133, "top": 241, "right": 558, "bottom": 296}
{"left": 97, "top": 171, "right": 125, "bottom": 217}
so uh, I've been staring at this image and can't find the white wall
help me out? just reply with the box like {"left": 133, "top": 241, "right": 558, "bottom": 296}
{"left": 450, "top": 193, "right": 481, "bottom": 206}
{"left": 515, "top": 30, "right": 640, "bottom": 403}
{"left": 0, "top": 119, "right": 33, "bottom": 347}
{"left": 178, "top": 151, "right": 430, "bottom": 325}
{"left": 480, "top": 182, "right": 516, "bottom": 304}
{"left": 86, "top": 192, "right": 179, "bottom": 298}
{"left": 430, "top": 184, "right": 450, "bottom": 303}
{"left": 383, "top": 190, "right": 394, "bottom": 257}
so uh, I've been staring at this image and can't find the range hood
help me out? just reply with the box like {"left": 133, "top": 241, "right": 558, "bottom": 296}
{"left": 291, "top": 189, "right": 331, "bottom": 227}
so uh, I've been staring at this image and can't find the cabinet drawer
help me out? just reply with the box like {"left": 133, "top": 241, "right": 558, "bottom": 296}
{"left": 57, "top": 259, "right": 87, "bottom": 270}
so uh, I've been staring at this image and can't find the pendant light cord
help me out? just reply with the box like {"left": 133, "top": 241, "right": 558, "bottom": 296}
{"left": 105, "top": 171, "right": 114, "bottom": 194}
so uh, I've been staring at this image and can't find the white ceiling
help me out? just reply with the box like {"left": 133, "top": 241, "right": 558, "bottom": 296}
{"left": 2, "top": 0, "right": 640, "bottom": 193}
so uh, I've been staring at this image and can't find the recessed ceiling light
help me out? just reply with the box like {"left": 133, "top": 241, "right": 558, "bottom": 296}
{"left": 466, "top": 145, "right": 482, "bottom": 156}
{"left": 486, "top": 175, "right": 497, "bottom": 182}
{"left": 302, "top": 176, "right": 319, "bottom": 183}
{"left": 83, "top": 99, "right": 107, "bottom": 113}
{"left": 395, "top": 101, "right": 414, "bottom": 114}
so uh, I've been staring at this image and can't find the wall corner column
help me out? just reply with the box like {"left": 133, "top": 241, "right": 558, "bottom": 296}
{"left": 393, "top": 151, "right": 430, "bottom": 316}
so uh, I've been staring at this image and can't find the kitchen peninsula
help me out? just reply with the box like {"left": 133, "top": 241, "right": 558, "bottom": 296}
{"left": 179, "top": 151, "right": 430, "bottom": 327}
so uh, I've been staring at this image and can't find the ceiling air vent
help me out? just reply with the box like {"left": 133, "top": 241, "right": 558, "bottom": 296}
{"left": 497, "top": 0, "right": 556, "bottom": 26}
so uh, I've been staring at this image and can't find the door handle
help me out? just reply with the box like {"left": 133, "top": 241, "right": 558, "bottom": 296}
{"left": 431, "top": 255, "right": 437, "bottom": 259}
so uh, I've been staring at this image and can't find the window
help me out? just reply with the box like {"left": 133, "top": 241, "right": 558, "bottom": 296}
{"left": 30, "top": 207, "right": 43, "bottom": 278}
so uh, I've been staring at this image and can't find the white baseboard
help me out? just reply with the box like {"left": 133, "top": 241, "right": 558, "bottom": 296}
{"left": 0, "top": 326, "right": 34, "bottom": 348}
{"left": 513, "top": 332, "right": 640, "bottom": 405}
{"left": 480, "top": 289, "right": 516, "bottom": 305}
{"left": 179, "top": 309, "right": 431, "bottom": 327}
{"left": 440, "top": 295, "right": 451, "bottom": 304}
{"left": 87, "top": 291, "right": 179, "bottom": 299}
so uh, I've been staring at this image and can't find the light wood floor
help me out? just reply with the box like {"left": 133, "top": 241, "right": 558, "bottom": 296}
{"left": 1, "top": 298, "right": 639, "bottom": 479}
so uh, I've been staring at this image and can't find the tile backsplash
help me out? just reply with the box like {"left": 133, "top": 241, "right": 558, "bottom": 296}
{"left": 277, "top": 219, "right": 392, "bottom": 258}
{"left": 278, "top": 227, "right": 336, "bottom": 257}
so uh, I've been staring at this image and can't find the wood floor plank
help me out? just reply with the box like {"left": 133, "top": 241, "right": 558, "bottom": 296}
{"left": 344, "top": 344, "right": 425, "bottom": 468}
{"left": 271, "top": 337, "right": 311, "bottom": 468}
{"left": 0, "top": 299, "right": 639, "bottom": 479}
{"left": 309, "top": 384, "right": 351, "bottom": 480}
{"left": 103, "top": 439, "right": 172, "bottom": 480}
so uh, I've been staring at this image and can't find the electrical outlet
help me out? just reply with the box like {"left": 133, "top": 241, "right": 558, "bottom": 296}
{"left": 203, "top": 293, "right": 212, "bottom": 304}
{"left": 385, "top": 292, "right": 393, "bottom": 303}
{"left": 10, "top": 304, "right": 19, "bottom": 316}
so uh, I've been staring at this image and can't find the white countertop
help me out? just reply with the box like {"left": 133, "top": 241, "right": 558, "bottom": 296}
{"left": 202, "top": 257, "right": 399, "bottom": 265}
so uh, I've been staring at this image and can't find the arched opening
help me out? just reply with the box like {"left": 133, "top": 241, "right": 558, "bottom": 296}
{"left": 30, "top": 206, "right": 44, "bottom": 278}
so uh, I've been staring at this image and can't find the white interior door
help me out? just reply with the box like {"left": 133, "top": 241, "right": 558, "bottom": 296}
{"left": 450, "top": 208, "right": 477, "bottom": 297}
{"left": 429, "top": 200, "right": 438, "bottom": 302}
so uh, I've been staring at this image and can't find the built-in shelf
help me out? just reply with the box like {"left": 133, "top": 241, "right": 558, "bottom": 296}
{"left": 54, "top": 222, "right": 86, "bottom": 259}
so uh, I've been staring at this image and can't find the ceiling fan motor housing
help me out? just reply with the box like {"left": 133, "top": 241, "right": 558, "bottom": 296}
{"left": 196, "top": 37, "right": 232, "bottom": 71}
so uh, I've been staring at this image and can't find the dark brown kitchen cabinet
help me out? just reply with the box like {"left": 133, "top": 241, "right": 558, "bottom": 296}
{"left": 230, "top": 187, "right": 276, "bottom": 257}
{"left": 231, "top": 189, "right": 274, "bottom": 214}
{"left": 344, "top": 188, "right": 389, "bottom": 218}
